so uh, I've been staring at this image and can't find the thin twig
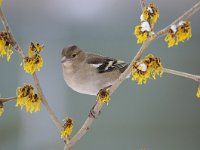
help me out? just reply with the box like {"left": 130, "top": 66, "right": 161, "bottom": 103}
{"left": 32, "top": 73, "right": 63, "bottom": 131}
{"left": 33, "top": 73, "right": 70, "bottom": 149}
{"left": 68, "top": 100, "right": 103, "bottom": 148}
{"left": 163, "top": 68, "right": 200, "bottom": 82}
{"left": 0, "top": 8, "right": 25, "bottom": 58}
{"left": 0, "top": 6, "right": 65, "bottom": 141}
{"left": 154, "top": 1, "right": 200, "bottom": 39}
{"left": 111, "top": 0, "right": 200, "bottom": 93}
{"left": 64, "top": 144, "right": 73, "bottom": 150}
{"left": 68, "top": 1, "right": 200, "bottom": 148}
{"left": 140, "top": 0, "right": 145, "bottom": 10}
{"left": 0, "top": 96, "right": 16, "bottom": 103}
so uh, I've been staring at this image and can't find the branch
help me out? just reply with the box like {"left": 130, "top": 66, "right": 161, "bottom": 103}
{"left": 32, "top": 73, "right": 63, "bottom": 131}
{"left": 68, "top": 100, "right": 103, "bottom": 148}
{"left": 110, "top": 0, "right": 200, "bottom": 94}
{"left": 154, "top": 1, "right": 200, "bottom": 39}
{"left": 0, "top": 9, "right": 25, "bottom": 58}
{"left": 68, "top": 1, "right": 200, "bottom": 148}
{"left": 0, "top": 96, "right": 16, "bottom": 103}
{"left": 163, "top": 68, "right": 200, "bottom": 82}
{"left": 0, "top": 7, "right": 64, "bottom": 138}
{"left": 68, "top": 33, "right": 151, "bottom": 150}
{"left": 140, "top": 0, "right": 145, "bottom": 10}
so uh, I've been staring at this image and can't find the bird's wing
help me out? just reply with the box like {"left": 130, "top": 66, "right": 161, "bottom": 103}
{"left": 86, "top": 53, "right": 129, "bottom": 73}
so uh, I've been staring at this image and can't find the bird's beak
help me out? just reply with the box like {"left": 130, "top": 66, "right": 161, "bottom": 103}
{"left": 61, "top": 56, "right": 67, "bottom": 63}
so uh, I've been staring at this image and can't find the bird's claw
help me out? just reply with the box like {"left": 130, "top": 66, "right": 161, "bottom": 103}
{"left": 88, "top": 85, "right": 112, "bottom": 118}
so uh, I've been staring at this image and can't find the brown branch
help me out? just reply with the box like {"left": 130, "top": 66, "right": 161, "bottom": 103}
{"left": 154, "top": 1, "right": 200, "bottom": 39}
{"left": 32, "top": 73, "right": 63, "bottom": 131}
{"left": 68, "top": 100, "right": 103, "bottom": 148}
{"left": 1, "top": 1, "right": 200, "bottom": 149}
{"left": 68, "top": 1, "right": 200, "bottom": 148}
{"left": 0, "top": 7, "right": 66, "bottom": 142}
{"left": 0, "top": 96, "right": 16, "bottom": 103}
{"left": 140, "top": 0, "right": 145, "bottom": 10}
{"left": 163, "top": 68, "right": 200, "bottom": 82}
{"left": 0, "top": 9, "right": 25, "bottom": 58}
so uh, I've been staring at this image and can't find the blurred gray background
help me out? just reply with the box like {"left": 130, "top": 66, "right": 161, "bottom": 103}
{"left": 0, "top": 0, "right": 200, "bottom": 150}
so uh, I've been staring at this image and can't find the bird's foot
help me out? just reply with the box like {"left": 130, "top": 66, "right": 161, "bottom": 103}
{"left": 88, "top": 85, "right": 112, "bottom": 118}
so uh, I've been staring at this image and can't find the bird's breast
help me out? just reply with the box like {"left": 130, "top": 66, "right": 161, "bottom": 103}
{"left": 62, "top": 64, "right": 100, "bottom": 95}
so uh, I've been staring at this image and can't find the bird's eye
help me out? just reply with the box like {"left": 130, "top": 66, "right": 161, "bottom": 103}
{"left": 72, "top": 54, "right": 77, "bottom": 58}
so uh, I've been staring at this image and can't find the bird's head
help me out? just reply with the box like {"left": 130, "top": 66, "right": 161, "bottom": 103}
{"left": 61, "top": 45, "right": 85, "bottom": 64}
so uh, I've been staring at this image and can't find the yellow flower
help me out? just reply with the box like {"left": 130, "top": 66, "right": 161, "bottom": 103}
{"left": 0, "top": 39, "right": 6, "bottom": 56}
{"left": 16, "top": 84, "right": 41, "bottom": 113}
{"left": 0, "top": 31, "right": 13, "bottom": 61}
{"left": 142, "top": 3, "right": 159, "bottom": 28}
{"left": 132, "top": 54, "right": 163, "bottom": 84}
{"left": 61, "top": 117, "right": 74, "bottom": 139}
{"left": 23, "top": 57, "right": 34, "bottom": 74}
{"left": 145, "top": 55, "right": 163, "bottom": 79}
{"left": 196, "top": 85, "right": 200, "bottom": 98}
{"left": 176, "top": 21, "right": 192, "bottom": 44}
{"left": 22, "top": 42, "right": 44, "bottom": 74}
{"left": 16, "top": 84, "right": 34, "bottom": 109}
{"left": 132, "top": 62, "right": 150, "bottom": 84}
{"left": 0, "top": 0, "right": 3, "bottom": 7}
{"left": 0, "top": 102, "right": 4, "bottom": 117}
{"left": 28, "top": 42, "right": 44, "bottom": 57}
{"left": 26, "top": 94, "right": 41, "bottom": 113}
{"left": 6, "top": 47, "right": 13, "bottom": 61}
{"left": 23, "top": 54, "right": 43, "bottom": 74}
{"left": 164, "top": 29, "right": 176, "bottom": 48}
{"left": 165, "top": 21, "right": 192, "bottom": 48}
{"left": 97, "top": 88, "right": 111, "bottom": 105}
{"left": 134, "top": 21, "right": 151, "bottom": 44}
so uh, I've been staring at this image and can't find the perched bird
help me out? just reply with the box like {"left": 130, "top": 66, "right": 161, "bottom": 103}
{"left": 61, "top": 45, "right": 129, "bottom": 95}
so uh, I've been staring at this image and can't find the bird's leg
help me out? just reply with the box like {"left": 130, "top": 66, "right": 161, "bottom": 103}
{"left": 88, "top": 85, "right": 112, "bottom": 118}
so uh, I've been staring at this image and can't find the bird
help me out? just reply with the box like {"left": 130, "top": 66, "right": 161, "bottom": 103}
{"left": 61, "top": 45, "right": 129, "bottom": 96}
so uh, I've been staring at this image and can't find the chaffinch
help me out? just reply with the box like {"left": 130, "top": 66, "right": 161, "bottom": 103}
{"left": 61, "top": 45, "right": 129, "bottom": 95}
